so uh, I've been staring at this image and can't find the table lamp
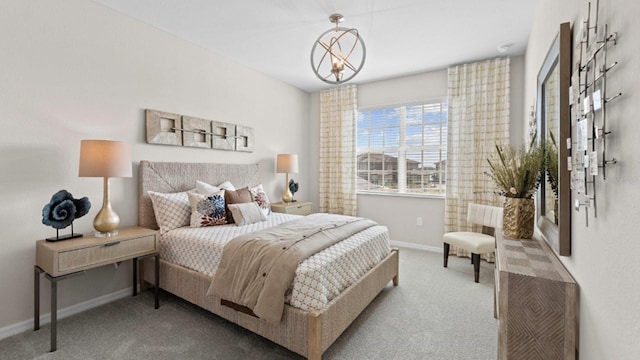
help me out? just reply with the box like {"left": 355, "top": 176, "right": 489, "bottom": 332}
{"left": 276, "top": 154, "right": 298, "bottom": 203}
{"left": 79, "top": 140, "right": 132, "bottom": 236}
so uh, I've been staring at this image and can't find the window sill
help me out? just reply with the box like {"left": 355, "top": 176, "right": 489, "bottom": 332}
{"left": 356, "top": 191, "right": 445, "bottom": 200}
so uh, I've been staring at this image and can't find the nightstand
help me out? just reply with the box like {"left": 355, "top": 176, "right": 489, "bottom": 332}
{"left": 34, "top": 226, "right": 159, "bottom": 352}
{"left": 270, "top": 201, "right": 312, "bottom": 216}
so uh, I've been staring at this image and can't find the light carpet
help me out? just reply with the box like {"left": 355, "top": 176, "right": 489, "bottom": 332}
{"left": 1, "top": 248, "right": 497, "bottom": 359}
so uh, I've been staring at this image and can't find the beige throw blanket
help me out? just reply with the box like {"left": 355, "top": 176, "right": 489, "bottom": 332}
{"left": 207, "top": 213, "right": 377, "bottom": 324}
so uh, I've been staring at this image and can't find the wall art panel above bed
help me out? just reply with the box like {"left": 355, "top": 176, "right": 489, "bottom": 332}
{"left": 235, "top": 125, "right": 255, "bottom": 152}
{"left": 211, "top": 120, "right": 236, "bottom": 151}
{"left": 145, "top": 109, "right": 183, "bottom": 146}
{"left": 145, "top": 109, "right": 254, "bottom": 152}
{"left": 182, "top": 116, "right": 212, "bottom": 149}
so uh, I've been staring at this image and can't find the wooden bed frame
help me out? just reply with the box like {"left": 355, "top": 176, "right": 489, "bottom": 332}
{"left": 138, "top": 160, "right": 399, "bottom": 359}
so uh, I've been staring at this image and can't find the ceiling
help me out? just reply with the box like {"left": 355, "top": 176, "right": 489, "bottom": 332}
{"left": 92, "top": 0, "right": 538, "bottom": 93}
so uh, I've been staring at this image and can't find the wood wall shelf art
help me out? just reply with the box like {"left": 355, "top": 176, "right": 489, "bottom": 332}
{"left": 182, "top": 116, "right": 212, "bottom": 149}
{"left": 211, "top": 120, "right": 236, "bottom": 151}
{"left": 145, "top": 109, "right": 182, "bottom": 146}
{"left": 235, "top": 125, "right": 255, "bottom": 152}
{"left": 145, "top": 109, "right": 254, "bottom": 152}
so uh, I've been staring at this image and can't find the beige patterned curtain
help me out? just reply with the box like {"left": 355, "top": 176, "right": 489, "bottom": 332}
{"left": 319, "top": 85, "right": 357, "bottom": 216}
{"left": 445, "top": 57, "right": 511, "bottom": 261}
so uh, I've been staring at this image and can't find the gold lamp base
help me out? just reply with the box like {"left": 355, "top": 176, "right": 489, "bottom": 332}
{"left": 93, "top": 208, "right": 120, "bottom": 237}
{"left": 282, "top": 173, "right": 293, "bottom": 203}
{"left": 282, "top": 188, "right": 293, "bottom": 203}
{"left": 93, "top": 177, "right": 120, "bottom": 237}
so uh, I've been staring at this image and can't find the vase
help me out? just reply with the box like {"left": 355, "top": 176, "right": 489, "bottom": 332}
{"left": 503, "top": 197, "right": 535, "bottom": 239}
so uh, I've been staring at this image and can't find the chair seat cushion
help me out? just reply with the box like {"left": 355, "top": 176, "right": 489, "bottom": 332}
{"left": 443, "top": 232, "right": 495, "bottom": 254}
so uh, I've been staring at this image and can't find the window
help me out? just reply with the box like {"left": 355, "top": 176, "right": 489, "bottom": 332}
{"left": 356, "top": 100, "right": 447, "bottom": 195}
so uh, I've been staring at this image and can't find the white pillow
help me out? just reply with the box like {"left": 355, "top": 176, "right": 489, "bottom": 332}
{"left": 196, "top": 180, "right": 221, "bottom": 194}
{"left": 249, "top": 184, "right": 271, "bottom": 216}
{"left": 196, "top": 180, "right": 235, "bottom": 194}
{"left": 188, "top": 190, "right": 227, "bottom": 227}
{"left": 217, "top": 180, "right": 236, "bottom": 191}
{"left": 148, "top": 190, "right": 191, "bottom": 234}
{"left": 227, "top": 202, "right": 267, "bottom": 226}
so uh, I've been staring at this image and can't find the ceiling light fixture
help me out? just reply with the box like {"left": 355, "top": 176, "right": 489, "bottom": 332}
{"left": 310, "top": 13, "right": 366, "bottom": 85}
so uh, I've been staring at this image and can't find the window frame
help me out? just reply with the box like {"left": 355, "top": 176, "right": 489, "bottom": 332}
{"left": 356, "top": 98, "right": 447, "bottom": 198}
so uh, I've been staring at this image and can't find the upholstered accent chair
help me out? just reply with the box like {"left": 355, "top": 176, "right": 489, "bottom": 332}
{"left": 443, "top": 203, "right": 503, "bottom": 282}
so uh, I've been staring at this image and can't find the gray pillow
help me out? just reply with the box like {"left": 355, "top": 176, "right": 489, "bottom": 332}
{"left": 227, "top": 202, "right": 267, "bottom": 226}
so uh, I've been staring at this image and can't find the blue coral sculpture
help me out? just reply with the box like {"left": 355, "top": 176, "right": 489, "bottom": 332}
{"left": 288, "top": 179, "right": 299, "bottom": 201}
{"left": 42, "top": 190, "right": 91, "bottom": 241}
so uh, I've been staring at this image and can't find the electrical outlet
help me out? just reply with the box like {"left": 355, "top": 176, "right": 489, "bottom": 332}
{"left": 416, "top": 217, "right": 423, "bottom": 226}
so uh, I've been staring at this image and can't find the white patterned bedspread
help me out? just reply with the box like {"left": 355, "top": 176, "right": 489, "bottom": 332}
{"left": 159, "top": 212, "right": 391, "bottom": 312}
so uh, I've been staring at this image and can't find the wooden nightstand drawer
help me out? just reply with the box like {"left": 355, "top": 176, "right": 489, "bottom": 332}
{"left": 271, "top": 201, "right": 312, "bottom": 216}
{"left": 287, "top": 203, "right": 312, "bottom": 215}
{"left": 58, "top": 235, "right": 156, "bottom": 274}
{"left": 36, "top": 227, "right": 158, "bottom": 277}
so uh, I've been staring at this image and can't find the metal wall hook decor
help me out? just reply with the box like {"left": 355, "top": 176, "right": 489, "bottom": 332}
{"left": 171, "top": 127, "right": 246, "bottom": 139}
{"left": 570, "top": 0, "right": 622, "bottom": 226}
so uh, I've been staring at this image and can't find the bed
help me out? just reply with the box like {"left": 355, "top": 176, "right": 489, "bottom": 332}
{"left": 138, "top": 160, "right": 399, "bottom": 359}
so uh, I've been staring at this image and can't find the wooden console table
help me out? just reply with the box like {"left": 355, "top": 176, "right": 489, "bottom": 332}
{"left": 495, "top": 231, "right": 577, "bottom": 360}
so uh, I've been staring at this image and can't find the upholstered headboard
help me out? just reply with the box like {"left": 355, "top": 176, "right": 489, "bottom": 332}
{"left": 138, "top": 160, "right": 261, "bottom": 230}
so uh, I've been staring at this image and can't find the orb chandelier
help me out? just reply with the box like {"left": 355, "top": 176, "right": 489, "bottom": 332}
{"left": 310, "top": 13, "right": 366, "bottom": 85}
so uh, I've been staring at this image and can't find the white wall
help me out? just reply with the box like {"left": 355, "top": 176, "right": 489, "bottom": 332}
{"left": 309, "top": 57, "right": 525, "bottom": 250}
{"left": 0, "top": 0, "right": 309, "bottom": 332}
{"left": 525, "top": 0, "right": 640, "bottom": 358}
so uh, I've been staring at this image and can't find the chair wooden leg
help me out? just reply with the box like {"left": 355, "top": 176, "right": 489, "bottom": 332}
{"left": 472, "top": 253, "right": 480, "bottom": 283}
{"left": 443, "top": 243, "right": 450, "bottom": 267}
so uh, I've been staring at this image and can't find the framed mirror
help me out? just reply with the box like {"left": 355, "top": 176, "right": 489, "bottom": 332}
{"left": 536, "top": 22, "right": 571, "bottom": 256}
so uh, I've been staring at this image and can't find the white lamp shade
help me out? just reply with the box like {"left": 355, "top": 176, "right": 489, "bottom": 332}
{"left": 276, "top": 154, "right": 299, "bottom": 174}
{"left": 79, "top": 140, "right": 132, "bottom": 178}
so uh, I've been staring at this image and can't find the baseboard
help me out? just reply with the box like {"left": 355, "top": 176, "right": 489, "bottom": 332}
{"left": 0, "top": 287, "right": 132, "bottom": 341}
{"left": 389, "top": 240, "right": 442, "bottom": 253}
